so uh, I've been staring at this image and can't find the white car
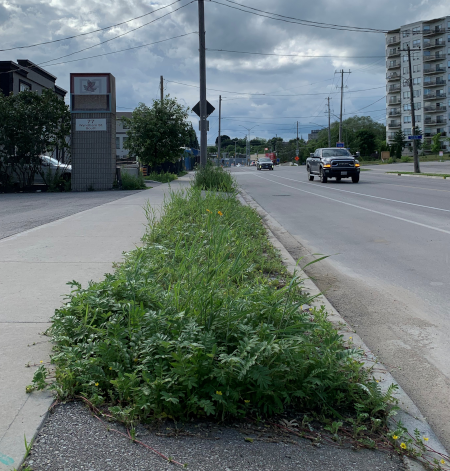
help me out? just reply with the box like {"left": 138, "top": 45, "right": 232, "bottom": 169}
{"left": 34, "top": 155, "right": 72, "bottom": 184}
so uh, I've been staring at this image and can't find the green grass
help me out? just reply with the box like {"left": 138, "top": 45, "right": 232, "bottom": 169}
{"left": 146, "top": 171, "right": 178, "bottom": 183}
{"left": 121, "top": 172, "right": 146, "bottom": 190}
{"left": 386, "top": 171, "right": 450, "bottom": 178}
{"left": 360, "top": 154, "right": 450, "bottom": 166}
{"left": 29, "top": 186, "right": 396, "bottom": 428}
{"left": 359, "top": 168, "right": 371, "bottom": 171}
{"left": 193, "top": 162, "right": 235, "bottom": 192}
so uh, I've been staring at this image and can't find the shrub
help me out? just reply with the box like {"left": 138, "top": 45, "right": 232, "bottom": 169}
{"left": 193, "top": 162, "right": 235, "bottom": 192}
{"left": 146, "top": 171, "right": 178, "bottom": 183}
{"left": 121, "top": 171, "right": 146, "bottom": 190}
{"left": 401, "top": 156, "right": 412, "bottom": 163}
{"left": 32, "top": 187, "right": 389, "bottom": 425}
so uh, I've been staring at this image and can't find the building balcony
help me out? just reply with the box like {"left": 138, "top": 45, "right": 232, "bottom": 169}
{"left": 387, "top": 36, "right": 400, "bottom": 45}
{"left": 424, "top": 93, "right": 446, "bottom": 100}
{"left": 424, "top": 118, "right": 447, "bottom": 125}
{"left": 388, "top": 122, "right": 401, "bottom": 128}
{"left": 388, "top": 109, "right": 401, "bottom": 117}
{"left": 387, "top": 49, "right": 401, "bottom": 58}
{"left": 423, "top": 53, "right": 446, "bottom": 62}
{"left": 388, "top": 84, "right": 401, "bottom": 93}
{"left": 387, "top": 62, "right": 401, "bottom": 69}
{"left": 424, "top": 65, "right": 447, "bottom": 74}
{"left": 423, "top": 39, "right": 446, "bottom": 48}
{"left": 388, "top": 97, "right": 401, "bottom": 105}
{"left": 423, "top": 79, "right": 446, "bottom": 87}
{"left": 424, "top": 105, "right": 446, "bottom": 112}
{"left": 424, "top": 131, "right": 447, "bottom": 137}
{"left": 423, "top": 26, "right": 445, "bottom": 36}
{"left": 387, "top": 73, "right": 401, "bottom": 81}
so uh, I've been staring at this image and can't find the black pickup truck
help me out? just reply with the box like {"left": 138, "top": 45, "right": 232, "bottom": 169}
{"left": 306, "top": 148, "right": 360, "bottom": 183}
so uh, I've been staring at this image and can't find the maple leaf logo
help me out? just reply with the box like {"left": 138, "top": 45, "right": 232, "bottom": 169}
{"left": 83, "top": 80, "right": 98, "bottom": 93}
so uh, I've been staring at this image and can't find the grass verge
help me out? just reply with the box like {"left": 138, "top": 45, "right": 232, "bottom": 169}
{"left": 146, "top": 171, "right": 178, "bottom": 183}
{"left": 121, "top": 172, "right": 146, "bottom": 190}
{"left": 386, "top": 172, "right": 450, "bottom": 178}
{"left": 29, "top": 185, "right": 396, "bottom": 431}
{"left": 193, "top": 162, "right": 235, "bottom": 192}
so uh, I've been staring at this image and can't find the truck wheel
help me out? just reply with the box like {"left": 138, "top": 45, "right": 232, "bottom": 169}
{"left": 352, "top": 175, "right": 360, "bottom": 183}
{"left": 307, "top": 168, "right": 314, "bottom": 181}
{"left": 320, "top": 169, "right": 327, "bottom": 183}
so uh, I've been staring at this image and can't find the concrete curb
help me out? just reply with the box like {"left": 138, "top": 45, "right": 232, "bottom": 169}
{"left": 238, "top": 187, "right": 449, "bottom": 471}
{"left": 384, "top": 173, "right": 449, "bottom": 180}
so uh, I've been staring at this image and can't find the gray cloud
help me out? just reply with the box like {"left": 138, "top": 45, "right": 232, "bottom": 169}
{"left": 0, "top": 0, "right": 448, "bottom": 142}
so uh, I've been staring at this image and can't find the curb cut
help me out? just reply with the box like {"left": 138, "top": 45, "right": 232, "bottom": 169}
{"left": 238, "top": 188, "right": 448, "bottom": 471}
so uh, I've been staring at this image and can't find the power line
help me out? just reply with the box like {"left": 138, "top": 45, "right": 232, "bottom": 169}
{"left": 207, "top": 48, "right": 385, "bottom": 59}
{"left": 0, "top": 0, "right": 185, "bottom": 52}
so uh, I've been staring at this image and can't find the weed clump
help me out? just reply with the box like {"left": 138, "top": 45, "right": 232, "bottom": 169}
{"left": 193, "top": 162, "right": 235, "bottom": 192}
{"left": 31, "top": 187, "right": 392, "bottom": 426}
{"left": 146, "top": 171, "right": 178, "bottom": 183}
{"left": 121, "top": 171, "right": 146, "bottom": 190}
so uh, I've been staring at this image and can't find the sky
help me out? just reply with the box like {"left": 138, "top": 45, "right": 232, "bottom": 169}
{"left": 0, "top": 0, "right": 448, "bottom": 144}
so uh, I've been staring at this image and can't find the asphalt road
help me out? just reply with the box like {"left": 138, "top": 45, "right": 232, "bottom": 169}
{"left": 0, "top": 190, "right": 143, "bottom": 240}
{"left": 232, "top": 164, "right": 450, "bottom": 450}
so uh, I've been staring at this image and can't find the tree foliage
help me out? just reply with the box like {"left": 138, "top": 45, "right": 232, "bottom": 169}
{"left": 392, "top": 130, "right": 406, "bottom": 159}
{"left": 123, "top": 96, "right": 191, "bottom": 167}
{"left": 0, "top": 89, "right": 71, "bottom": 188}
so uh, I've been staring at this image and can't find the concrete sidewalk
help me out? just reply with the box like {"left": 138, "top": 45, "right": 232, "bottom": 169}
{"left": 0, "top": 178, "right": 190, "bottom": 470}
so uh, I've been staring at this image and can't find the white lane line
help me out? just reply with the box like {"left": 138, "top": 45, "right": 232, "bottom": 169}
{"left": 249, "top": 173, "right": 450, "bottom": 236}
{"left": 269, "top": 174, "right": 450, "bottom": 213}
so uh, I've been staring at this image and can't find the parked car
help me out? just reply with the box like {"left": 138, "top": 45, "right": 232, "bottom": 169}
{"left": 256, "top": 157, "right": 274, "bottom": 171}
{"left": 35, "top": 155, "right": 72, "bottom": 183}
{"left": 306, "top": 148, "right": 360, "bottom": 183}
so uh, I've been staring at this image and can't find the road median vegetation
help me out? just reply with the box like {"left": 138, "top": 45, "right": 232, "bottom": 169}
{"left": 30, "top": 171, "right": 395, "bottom": 430}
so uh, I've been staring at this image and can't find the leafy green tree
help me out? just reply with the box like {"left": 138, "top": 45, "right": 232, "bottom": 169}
{"left": 215, "top": 135, "right": 230, "bottom": 146}
{"left": 0, "top": 89, "right": 70, "bottom": 189}
{"left": 431, "top": 133, "right": 442, "bottom": 155}
{"left": 355, "top": 129, "right": 376, "bottom": 157}
{"left": 392, "top": 130, "right": 406, "bottom": 159}
{"left": 187, "top": 124, "right": 199, "bottom": 149}
{"left": 123, "top": 95, "right": 190, "bottom": 167}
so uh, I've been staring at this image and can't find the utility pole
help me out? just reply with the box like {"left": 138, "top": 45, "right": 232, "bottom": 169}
{"left": 217, "top": 95, "right": 221, "bottom": 161}
{"left": 296, "top": 121, "right": 299, "bottom": 161}
{"left": 327, "top": 97, "right": 331, "bottom": 147}
{"left": 160, "top": 76, "right": 164, "bottom": 103}
{"left": 407, "top": 45, "right": 420, "bottom": 173}
{"left": 336, "top": 70, "right": 351, "bottom": 144}
{"left": 198, "top": 0, "right": 207, "bottom": 167}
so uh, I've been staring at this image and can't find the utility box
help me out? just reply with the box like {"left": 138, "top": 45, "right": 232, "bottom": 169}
{"left": 70, "top": 73, "right": 116, "bottom": 191}
{"left": 381, "top": 151, "right": 390, "bottom": 161}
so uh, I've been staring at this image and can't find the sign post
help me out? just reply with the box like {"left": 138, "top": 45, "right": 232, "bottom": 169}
{"left": 336, "top": 142, "right": 345, "bottom": 148}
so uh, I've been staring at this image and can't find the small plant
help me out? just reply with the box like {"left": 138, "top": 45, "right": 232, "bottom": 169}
{"left": 121, "top": 171, "right": 146, "bottom": 190}
{"left": 24, "top": 434, "right": 33, "bottom": 459}
{"left": 146, "top": 171, "right": 178, "bottom": 183}
{"left": 401, "top": 156, "right": 412, "bottom": 163}
{"left": 192, "top": 161, "right": 235, "bottom": 192}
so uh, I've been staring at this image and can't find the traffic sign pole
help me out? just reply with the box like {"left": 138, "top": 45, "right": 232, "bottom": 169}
{"left": 198, "top": 0, "right": 207, "bottom": 168}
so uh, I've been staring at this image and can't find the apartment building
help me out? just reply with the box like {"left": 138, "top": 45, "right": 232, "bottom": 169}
{"left": 386, "top": 17, "right": 450, "bottom": 151}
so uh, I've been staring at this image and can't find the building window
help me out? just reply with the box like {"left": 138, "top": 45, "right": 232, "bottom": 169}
{"left": 415, "top": 102, "right": 421, "bottom": 110}
{"left": 413, "top": 78, "right": 421, "bottom": 85}
{"left": 404, "top": 91, "right": 410, "bottom": 98}
{"left": 413, "top": 89, "right": 421, "bottom": 97}
{"left": 123, "top": 137, "right": 129, "bottom": 148}
{"left": 413, "top": 39, "right": 421, "bottom": 48}
{"left": 116, "top": 137, "right": 120, "bottom": 149}
{"left": 404, "top": 128, "right": 411, "bottom": 135}
{"left": 403, "top": 30, "right": 410, "bottom": 37}
{"left": 412, "top": 27, "right": 420, "bottom": 35}
{"left": 403, "top": 42, "right": 410, "bottom": 49}
{"left": 416, "top": 115, "right": 421, "bottom": 122}
{"left": 413, "top": 65, "right": 421, "bottom": 73}
{"left": 403, "top": 67, "right": 408, "bottom": 74}
{"left": 404, "top": 104, "right": 411, "bottom": 111}
{"left": 403, "top": 55, "right": 408, "bottom": 62}
{"left": 121, "top": 120, "right": 129, "bottom": 130}
{"left": 404, "top": 116, "right": 412, "bottom": 123}
{"left": 19, "top": 81, "right": 31, "bottom": 92}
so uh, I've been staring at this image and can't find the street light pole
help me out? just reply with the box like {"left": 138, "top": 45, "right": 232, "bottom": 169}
{"left": 239, "top": 125, "right": 259, "bottom": 165}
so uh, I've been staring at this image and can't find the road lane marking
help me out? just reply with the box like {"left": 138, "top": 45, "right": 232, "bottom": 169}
{"left": 248, "top": 173, "right": 450, "bottom": 236}
{"left": 268, "top": 174, "right": 450, "bottom": 213}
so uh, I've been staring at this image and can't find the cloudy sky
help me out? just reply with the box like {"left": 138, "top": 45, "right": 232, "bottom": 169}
{"left": 0, "top": 0, "right": 448, "bottom": 144}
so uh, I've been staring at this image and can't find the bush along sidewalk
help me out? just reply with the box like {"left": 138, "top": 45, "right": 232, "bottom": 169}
{"left": 29, "top": 180, "right": 441, "bottom": 466}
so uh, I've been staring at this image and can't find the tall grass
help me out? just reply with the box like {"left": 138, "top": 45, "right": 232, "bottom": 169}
{"left": 121, "top": 171, "right": 146, "bottom": 190}
{"left": 193, "top": 162, "right": 235, "bottom": 192}
{"left": 31, "top": 187, "right": 392, "bottom": 426}
{"left": 146, "top": 171, "right": 178, "bottom": 183}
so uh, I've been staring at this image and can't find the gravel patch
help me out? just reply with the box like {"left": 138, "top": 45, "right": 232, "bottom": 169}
{"left": 23, "top": 402, "right": 405, "bottom": 471}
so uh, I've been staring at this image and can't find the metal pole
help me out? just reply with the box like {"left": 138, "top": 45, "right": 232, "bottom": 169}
{"left": 160, "top": 75, "right": 164, "bottom": 103}
{"left": 198, "top": 0, "right": 207, "bottom": 167}
{"left": 407, "top": 45, "right": 420, "bottom": 173}
{"left": 327, "top": 97, "right": 331, "bottom": 147}
{"left": 339, "top": 70, "right": 343, "bottom": 143}
{"left": 218, "top": 95, "right": 221, "bottom": 161}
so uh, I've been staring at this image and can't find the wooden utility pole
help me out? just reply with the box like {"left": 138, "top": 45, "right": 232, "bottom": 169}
{"left": 407, "top": 45, "right": 420, "bottom": 173}
{"left": 336, "top": 70, "right": 351, "bottom": 144}
{"left": 198, "top": 0, "right": 207, "bottom": 167}
{"left": 160, "top": 76, "right": 164, "bottom": 103}
{"left": 327, "top": 97, "right": 331, "bottom": 147}
{"left": 218, "top": 95, "right": 221, "bottom": 161}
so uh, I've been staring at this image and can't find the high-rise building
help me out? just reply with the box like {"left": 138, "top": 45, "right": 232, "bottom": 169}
{"left": 386, "top": 17, "right": 450, "bottom": 152}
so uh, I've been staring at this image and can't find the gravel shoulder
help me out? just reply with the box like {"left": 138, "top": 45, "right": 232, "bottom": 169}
{"left": 23, "top": 402, "right": 405, "bottom": 471}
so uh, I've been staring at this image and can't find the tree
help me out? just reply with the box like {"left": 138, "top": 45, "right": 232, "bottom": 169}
{"left": 392, "top": 130, "right": 406, "bottom": 160}
{"left": 215, "top": 135, "right": 230, "bottom": 146}
{"left": 431, "top": 133, "right": 442, "bottom": 156}
{"left": 355, "top": 129, "right": 376, "bottom": 157}
{"left": 0, "top": 89, "right": 71, "bottom": 189}
{"left": 187, "top": 123, "right": 199, "bottom": 149}
{"left": 123, "top": 95, "right": 190, "bottom": 167}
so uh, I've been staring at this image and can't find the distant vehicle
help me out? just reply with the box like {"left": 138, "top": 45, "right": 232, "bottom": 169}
{"left": 265, "top": 152, "right": 277, "bottom": 165}
{"left": 250, "top": 160, "right": 256, "bottom": 167}
{"left": 256, "top": 157, "right": 274, "bottom": 171}
{"left": 306, "top": 148, "right": 360, "bottom": 183}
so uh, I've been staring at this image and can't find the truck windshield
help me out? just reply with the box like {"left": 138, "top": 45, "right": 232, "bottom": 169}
{"left": 322, "top": 149, "right": 352, "bottom": 157}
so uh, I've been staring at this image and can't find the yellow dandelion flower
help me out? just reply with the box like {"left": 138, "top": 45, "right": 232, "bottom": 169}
{"left": 109, "top": 367, "right": 112, "bottom": 370}
{"left": 95, "top": 382, "right": 99, "bottom": 387}
{"left": 400, "top": 443, "right": 406, "bottom": 449}
{"left": 206, "top": 209, "right": 211, "bottom": 213}
{"left": 40, "top": 360, "right": 43, "bottom": 363}
{"left": 349, "top": 337, "right": 352, "bottom": 340}
{"left": 218, "top": 211, "right": 223, "bottom": 216}
{"left": 392, "top": 435, "right": 398, "bottom": 440}
{"left": 244, "top": 400, "right": 250, "bottom": 403}
{"left": 216, "top": 391, "right": 223, "bottom": 396}
{"left": 441, "top": 459, "right": 445, "bottom": 465}
{"left": 424, "top": 437, "right": 429, "bottom": 441}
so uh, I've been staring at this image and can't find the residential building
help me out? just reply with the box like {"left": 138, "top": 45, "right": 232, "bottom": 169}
{"left": 308, "top": 130, "right": 320, "bottom": 141}
{"left": 386, "top": 17, "right": 450, "bottom": 151}
{"left": 116, "top": 112, "right": 132, "bottom": 159}
{"left": 0, "top": 59, "right": 66, "bottom": 98}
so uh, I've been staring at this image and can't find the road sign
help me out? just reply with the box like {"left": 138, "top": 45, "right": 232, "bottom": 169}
{"left": 192, "top": 101, "right": 215, "bottom": 117}
{"left": 295, "top": 156, "right": 299, "bottom": 161}
{"left": 439, "top": 151, "right": 444, "bottom": 157}
{"left": 336, "top": 142, "right": 345, "bottom": 148}
{"left": 407, "top": 135, "right": 422, "bottom": 140}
